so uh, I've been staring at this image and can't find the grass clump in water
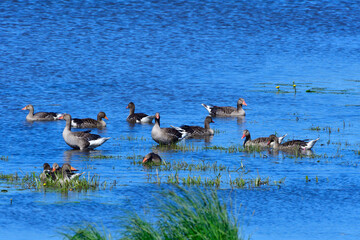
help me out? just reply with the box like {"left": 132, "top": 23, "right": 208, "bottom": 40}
{"left": 2, "top": 172, "right": 101, "bottom": 192}
{"left": 61, "top": 187, "right": 243, "bottom": 240}
{"left": 61, "top": 223, "right": 112, "bottom": 240}
{"left": 122, "top": 187, "right": 243, "bottom": 240}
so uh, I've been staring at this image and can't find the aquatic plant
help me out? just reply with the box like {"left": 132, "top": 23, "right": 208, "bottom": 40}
{"left": 0, "top": 155, "right": 9, "bottom": 161}
{"left": 61, "top": 223, "right": 111, "bottom": 240}
{"left": 26, "top": 172, "right": 101, "bottom": 192}
{"left": 0, "top": 172, "right": 19, "bottom": 183}
{"left": 122, "top": 187, "right": 244, "bottom": 240}
{"left": 1, "top": 172, "right": 102, "bottom": 192}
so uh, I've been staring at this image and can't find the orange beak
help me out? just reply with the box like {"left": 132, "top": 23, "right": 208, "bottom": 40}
{"left": 52, "top": 167, "right": 56, "bottom": 172}
{"left": 105, "top": 116, "right": 109, "bottom": 120}
{"left": 241, "top": 134, "right": 246, "bottom": 139}
{"left": 242, "top": 100, "right": 247, "bottom": 106}
{"left": 142, "top": 157, "right": 148, "bottom": 163}
{"left": 21, "top": 106, "right": 27, "bottom": 110}
{"left": 267, "top": 141, "right": 271, "bottom": 146}
{"left": 59, "top": 115, "right": 64, "bottom": 120}
{"left": 126, "top": 106, "right": 128, "bottom": 109}
{"left": 71, "top": 166, "right": 78, "bottom": 171}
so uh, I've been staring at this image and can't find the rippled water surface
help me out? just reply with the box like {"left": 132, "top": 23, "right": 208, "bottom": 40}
{"left": 1, "top": 0, "right": 360, "bottom": 239}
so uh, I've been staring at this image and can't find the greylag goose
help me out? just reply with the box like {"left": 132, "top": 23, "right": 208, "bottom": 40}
{"left": 40, "top": 163, "right": 56, "bottom": 183}
{"left": 59, "top": 114, "right": 110, "bottom": 150}
{"left": 52, "top": 163, "right": 83, "bottom": 182}
{"left": 71, "top": 112, "right": 108, "bottom": 128}
{"left": 171, "top": 116, "right": 215, "bottom": 138}
{"left": 201, "top": 98, "right": 247, "bottom": 116}
{"left": 142, "top": 152, "right": 164, "bottom": 165}
{"left": 241, "top": 129, "right": 287, "bottom": 147}
{"left": 22, "top": 104, "right": 63, "bottom": 121}
{"left": 151, "top": 112, "right": 187, "bottom": 145}
{"left": 267, "top": 135, "right": 320, "bottom": 150}
{"left": 126, "top": 102, "right": 155, "bottom": 123}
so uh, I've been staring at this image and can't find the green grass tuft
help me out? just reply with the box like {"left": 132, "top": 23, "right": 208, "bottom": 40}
{"left": 122, "top": 187, "right": 243, "bottom": 240}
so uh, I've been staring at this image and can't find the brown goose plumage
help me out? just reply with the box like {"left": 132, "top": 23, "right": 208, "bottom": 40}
{"left": 172, "top": 116, "right": 215, "bottom": 138}
{"left": 151, "top": 112, "right": 187, "bottom": 145}
{"left": 267, "top": 135, "right": 320, "bottom": 150}
{"left": 60, "top": 114, "right": 110, "bottom": 150}
{"left": 201, "top": 98, "right": 247, "bottom": 116}
{"left": 22, "top": 104, "right": 63, "bottom": 121}
{"left": 126, "top": 102, "right": 155, "bottom": 123}
{"left": 241, "top": 129, "right": 287, "bottom": 147}
{"left": 71, "top": 112, "right": 108, "bottom": 128}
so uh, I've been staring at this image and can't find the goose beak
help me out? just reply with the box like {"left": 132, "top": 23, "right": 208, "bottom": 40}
{"left": 142, "top": 157, "right": 148, "bottom": 163}
{"left": 59, "top": 115, "right": 64, "bottom": 120}
{"left": 241, "top": 134, "right": 246, "bottom": 139}
{"left": 242, "top": 101, "right": 247, "bottom": 106}
{"left": 71, "top": 166, "right": 78, "bottom": 171}
{"left": 126, "top": 106, "right": 128, "bottom": 109}
{"left": 52, "top": 167, "right": 56, "bottom": 172}
{"left": 267, "top": 141, "right": 271, "bottom": 146}
{"left": 21, "top": 107, "right": 26, "bottom": 110}
{"left": 105, "top": 116, "right": 109, "bottom": 120}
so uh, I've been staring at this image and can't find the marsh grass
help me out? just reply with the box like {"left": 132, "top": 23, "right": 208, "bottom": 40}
{"left": 204, "top": 144, "right": 263, "bottom": 153}
{"left": 61, "top": 223, "right": 112, "bottom": 240}
{"left": 122, "top": 187, "right": 243, "bottom": 240}
{"left": 151, "top": 171, "right": 285, "bottom": 189}
{"left": 0, "top": 172, "right": 19, "bottom": 183}
{"left": 153, "top": 143, "right": 201, "bottom": 152}
{"left": 1, "top": 172, "right": 101, "bottom": 192}
{"left": 132, "top": 159, "right": 228, "bottom": 172}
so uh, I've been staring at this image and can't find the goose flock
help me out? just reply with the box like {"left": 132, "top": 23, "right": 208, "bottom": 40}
{"left": 23, "top": 98, "right": 320, "bottom": 181}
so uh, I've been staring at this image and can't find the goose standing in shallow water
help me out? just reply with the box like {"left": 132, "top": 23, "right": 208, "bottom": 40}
{"left": 241, "top": 129, "right": 287, "bottom": 147}
{"left": 201, "top": 98, "right": 247, "bottom": 116}
{"left": 171, "top": 116, "right": 215, "bottom": 138}
{"left": 59, "top": 114, "right": 110, "bottom": 150}
{"left": 126, "top": 102, "right": 155, "bottom": 123}
{"left": 151, "top": 112, "right": 187, "bottom": 145}
{"left": 267, "top": 135, "right": 320, "bottom": 151}
{"left": 71, "top": 112, "right": 108, "bottom": 128}
{"left": 22, "top": 104, "right": 63, "bottom": 121}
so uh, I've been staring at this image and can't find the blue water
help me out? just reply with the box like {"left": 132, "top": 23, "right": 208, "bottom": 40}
{"left": 1, "top": 0, "right": 360, "bottom": 239}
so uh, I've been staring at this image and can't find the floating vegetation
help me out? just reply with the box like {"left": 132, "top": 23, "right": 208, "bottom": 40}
{"left": 305, "top": 87, "right": 350, "bottom": 94}
{"left": 0, "top": 172, "right": 105, "bottom": 192}
{"left": 308, "top": 125, "right": 338, "bottom": 133}
{"left": 126, "top": 154, "right": 143, "bottom": 160}
{"left": 84, "top": 155, "right": 122, "bottom": 160}
{"left": 114, "top": 135, "right": 148, "bottom": 141}
{"left": 132, "top": 159, "right": 229, "bottom": 173}
{"left": 0, "top": 172, "right": 19, "bottom": 183}
{"left": 148, "top": 171, "right": 285, "bottom": 189}
{"left": 153, "top": 143, "right": 201, "bottom": 152}
{"left": 203, "top": 144, "right": 263, "bottom": 153}
{"left": 0, "top": 156, "right": 9, "bottom": 161}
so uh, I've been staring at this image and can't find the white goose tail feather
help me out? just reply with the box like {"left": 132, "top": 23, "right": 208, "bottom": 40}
{"left": 301, "top": 137, "right": 320, "bottom": 150}
{"left": 89, "top": 137, "right": 111, "bottom": 149}
{"left": 171, "top": 125, "right": 188, "bottom": 140}
{"left": 201, "top": 103, "right": 212, "bottom": 114}
{"left": 278, "top": 133, "right": 287, "bottom": 144}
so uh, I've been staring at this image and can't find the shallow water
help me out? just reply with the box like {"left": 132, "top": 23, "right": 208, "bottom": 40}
{"left": 1, "top": 0, "right": 360, "bottom": 239}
